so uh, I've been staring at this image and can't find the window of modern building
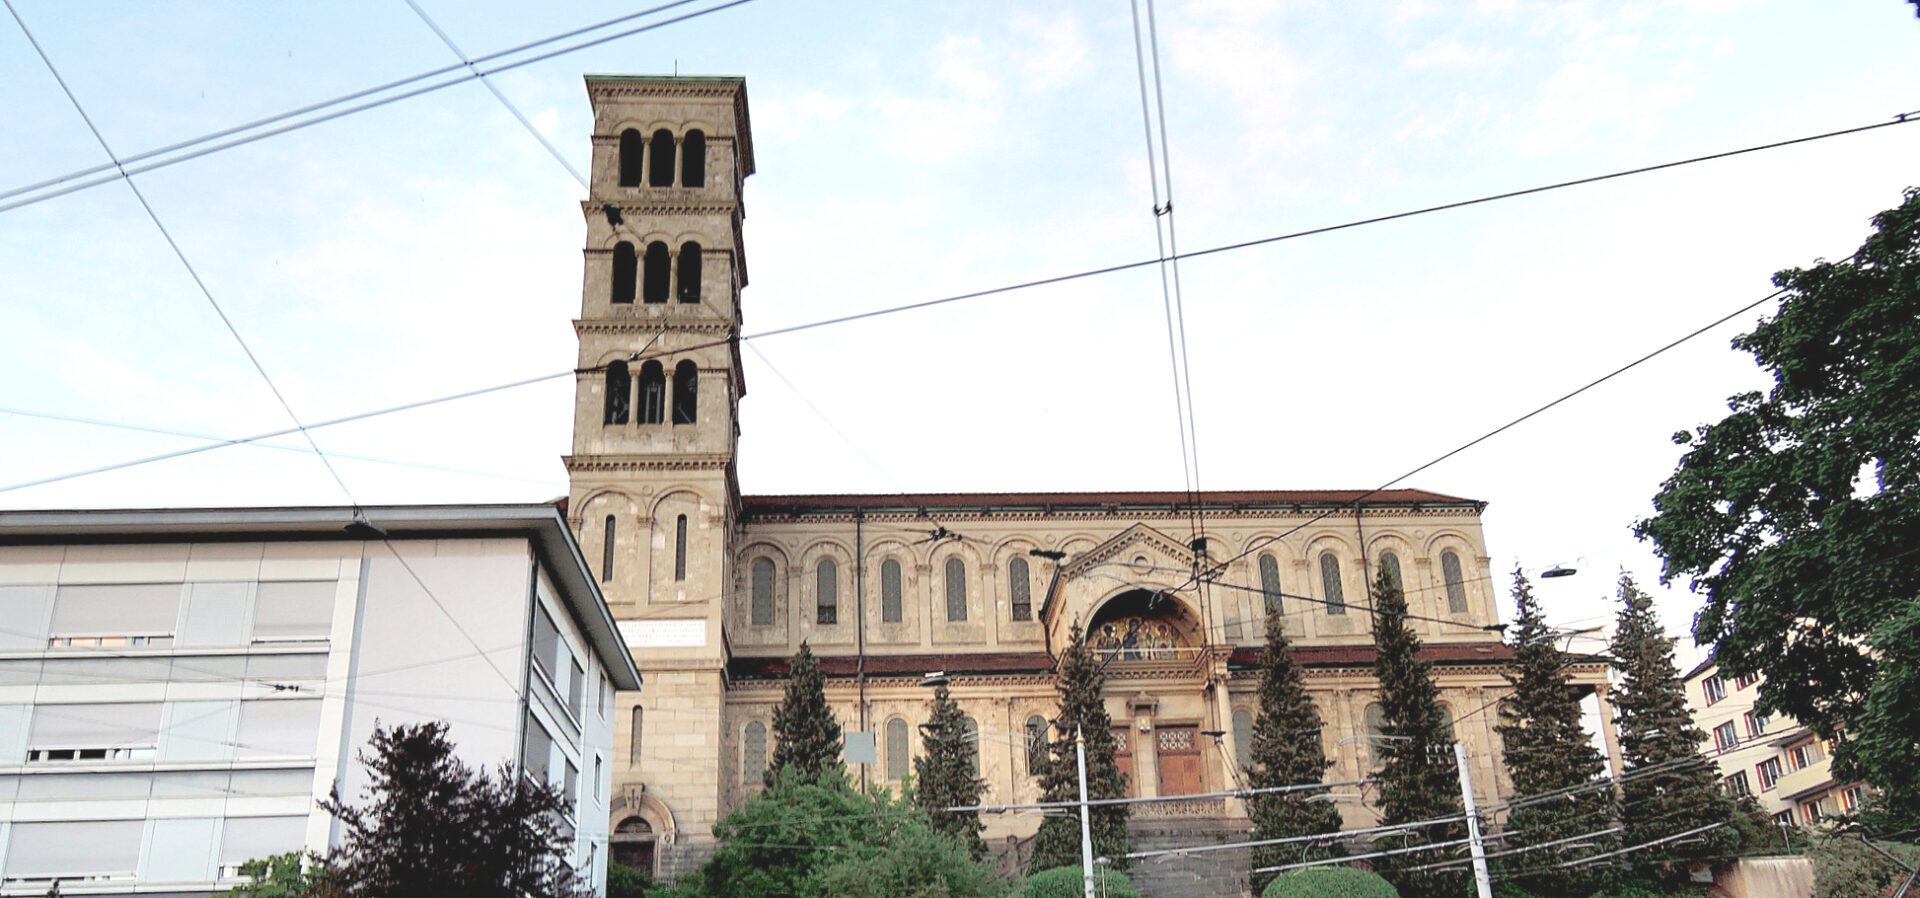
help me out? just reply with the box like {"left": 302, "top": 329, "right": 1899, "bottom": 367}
{"left": 1801, "top": 799, "right": 1825, "bottom": 824}
{"left": 523, "top": 713, "right": 553, "bottom": 781}
{"left": 531, "top": 607, "right": 560, "bottom": 685}
{"left": 1841, "top": 785, "right": 1865, "bottom": 812}
{"left": 674, "top": 515, "right": 689, "bottom": 582}
{"left": 1009, "top": 556, "right": 1032, "bottom": 621}
{"left": 1025, "top": 715, "right": 1047, "bottom": 774}
{"left": 676, "top": 241, "right": 701, "bottom": 303}
{"left": 618, "top": 129, "right": 644, "bottom": 187}
{"left": 569, "top": 658, "right": 586, "bottom": 721}
{"left": 1724, "top": 771, "right": 1751, "bottom": 797}
{"left": 1757, "top": 757, "right": 1783, "bottom": 790}
{"left": 643, "top": 241, "right": 670, "bottom": 303}
{"left": 647, "top": 129, "right": 674, "bottom": 187}
{"left": 1380, "top": 551, "right": 1403, "bottom": 591}
{"left": 1713, "top": 721, "right": 1739, "bottom": 753}
{"left": 962, "top": 715, "right": 980, "bottom": 776}
{"left": 1734, "top": 673, "right": 1759, "bottom": 690}
{"left": 602, "top": 515, "right": 617, "bottom": 583}
{"left": 1703, "top": 676, "right": 1728, "bottom": 705}
{"left": 817, "top": 559, "right": 838, "bottom": 625}
{"left": 629, "top": 706, "right": 643, "bottom": 765}
{"left": 744, "top": 720, "right": 767, "bottom": 782}
{"left": 49, "top": 583, "right": 181, "bottom": 645}
{"left": 595, "top": 754, "right": 604, "bottom": 801}
{"left": 1233, "top": 708, "right": 1255, "bottom": 772}
{"left": 1772, "top": 810, "right": 1794, "bottom": 827}
{"left": 751, "top": 558, "right": 775, "bottom": 625}
{"left": 1319, "top": 553, "right": 1346, "bottom": 615}
{"left": 886, "top": 717, "right": 909, "bottom": 781}
{"left": 1259, "top": 553, "right": 1283, "bottom": 615}
{"left": 945, "top": 558, "right": 967, "bottom": 622}
{"left": 252, "top": 580, "right": 336, "bottom": 641}
{"left": 880, "top": 558, "right": 903, "bottom": 623}
{"left": 1744, "top": 712, "right": 1768, "bottom": 739}
{"left": 236, "top": 699, "right": 322, "bottom": 759}
{"left": 637, "top": 360, "right": 666, "bottom": 424}
{"left": 681, "top": 129, "right": 706, "bottom": 187}
{"left": 564, "top": 759, "right": 579, "bottom": 807}
{"left": 604, "top": 360, "right": 631, "bottom": 425}
{"left": 671, "top": 360, "right": 697, "bottom": 424}
{"left": 3, "top": 820, "right": 145, "bottom": 880}
{"left": 1441, "top": 550, "right": 1468, "bottom": 613}
{"left": 27, "top": 702, "right": 162, "bottom": 763}
{"left": 1789, "top": 741, "right": 1825, "bottom": 770}
{"left": 599, "top": 672, "right": 610, "bottom": 719}
{"left": 611, "top": 241, "right": 637, "bottom": 304}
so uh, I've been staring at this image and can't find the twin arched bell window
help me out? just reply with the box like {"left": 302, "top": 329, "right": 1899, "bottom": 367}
{"left": 603, "top": 360, "right": 696, "bottom": 426}
{"left": 618, "top": 128, "right": 705, "bottom": 188}
{"left": 610, "top": 241, "right": 701, "bottom": 305}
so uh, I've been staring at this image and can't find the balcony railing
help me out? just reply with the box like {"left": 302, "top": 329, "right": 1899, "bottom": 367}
{"left": 1775, "top": 758, "right": 1834, "bottom": 801}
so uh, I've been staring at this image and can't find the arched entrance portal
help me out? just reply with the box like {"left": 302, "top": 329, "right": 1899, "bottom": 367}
{"left": 1086, "top": 589, "right": 1201, "bottom": 660}
{"left": 611, "top": 816, "right": 656, "bottom": 875}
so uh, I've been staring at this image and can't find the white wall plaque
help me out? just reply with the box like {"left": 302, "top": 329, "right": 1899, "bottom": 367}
{"left": 618, "top": 618, "right": 706, "bottom": 648}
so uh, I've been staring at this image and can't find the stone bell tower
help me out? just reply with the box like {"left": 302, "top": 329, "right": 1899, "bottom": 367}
{"left": 564, "top": 75, "right": 753, "bottom": 876}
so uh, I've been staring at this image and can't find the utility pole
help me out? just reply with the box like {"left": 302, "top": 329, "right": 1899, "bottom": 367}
{"left": 1078, "top": 724, "right": 1096, "bottom": 898}
{"left": 1454, "top": 743, "right": 1494, "bottom": 898}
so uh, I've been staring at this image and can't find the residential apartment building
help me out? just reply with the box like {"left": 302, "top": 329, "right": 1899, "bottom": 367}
{"left": 1683, "top": 658, "right": 1865, "bottom": 827}
{"left": 0, "top": 505, "right": 641, "bottom": 897}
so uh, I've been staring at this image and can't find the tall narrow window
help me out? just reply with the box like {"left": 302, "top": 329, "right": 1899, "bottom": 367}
{"left": 962, "top": 715, "right": 980, "bottom": 775}
{"left": 602, "top": 515, "right": 616, "bottom": 583}
{"left": 603, "top": 361, "right": 631, "bottom": 425}
{"left": 643, "top": 241, "right": 670, "bottom": 303}
{"left": 1319, "top": 552, "right": 1346, "bottom": 615}
{"left": 674, "top": 515, "right": 688, "bottom": 581}
{"left": 611, "top": 242, "right": 637, "bottom": 304}
{"left": 618, "top": 129, "right": 644, "bottom": 187}
{"left": 647, "top": 129, "right": 675, "bottom": 186}
{"left": 744, "top": 721, "right": 767, "bottom": 782}
{"left": 1381, "top": 552, "right": 1403, "bottom": 591}
{"left": 671, "top": 360, "right": 698, "bottom": 424}
{"left": 886, "top": 717, "right": 909, "bottom": 780}
{"left": 1009, "top": 557, "right": 1032, "bottom": 621}
{"left": 681, "top": 129, "right": 706, "bottom": 187}
{"left": 1025, "top": 715, "right": 1047, "bottom": 774}
{"left": 816, "top": 559, "right": 838, "bottom": 624}
{"left": 629, "top": 706, "right": 643, "bottom": 764}
{"left": 1441, "top": 551, "right": 1468, "bottom": 613}
{"left": 637, "top": 361, "right": 665, "bottom": 424}
{"left": 880, "top": 559, "right": 903, "bottom": 623}
{"left": 676, "top": 242, "right": 702, "bottom": 303}
{"left": 1233, "top": 708, "right": 1255, "bottom": 772}
{"left": 944, "top": 558, "right": 967, "bottom": 622}
{"left": 751, "top": 559, "right": 774, "bottom": 625}
{"left": 1364, "top": 703, "right": 1387, "bottom": 767}
{"left": 1438, "top": 704, "right": 1457, "bottom": 743}
{"left": 1258, "top": 554, "right": 1283, "bottom": 615}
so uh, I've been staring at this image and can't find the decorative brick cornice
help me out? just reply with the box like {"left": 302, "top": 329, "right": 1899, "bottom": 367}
{"left": 575, "top": 319, "right": 735, "bottom": 336}
{"left": 583, "top": 200, "right": 740, "bottom": 218}
{"left": 564, "top": 455, "right": 732, "bottom": 473}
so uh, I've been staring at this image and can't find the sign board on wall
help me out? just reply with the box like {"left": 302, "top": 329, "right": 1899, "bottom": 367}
{"left": 618, "top": 618, "right": 706, "bottom": 648}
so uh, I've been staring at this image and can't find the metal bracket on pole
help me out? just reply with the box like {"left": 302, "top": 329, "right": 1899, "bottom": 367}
{"left": 1455, "top": 743, "right": 1495, "bottom": 898}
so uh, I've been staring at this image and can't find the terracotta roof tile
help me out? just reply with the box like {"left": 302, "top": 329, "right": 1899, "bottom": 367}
{"left": 742, "top": 489, "right": 1481, "bottom": 517}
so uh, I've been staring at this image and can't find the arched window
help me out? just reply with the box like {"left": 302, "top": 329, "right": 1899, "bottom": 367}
{"left": 1319, "top": 552, "right": 1346, "bottom": 615}
{"left": 629, "top": 705, "right": 643, "bottom": 764}
{"left": 636, "top": 360, "right": 665, "bottom": 424}
{"left": 962, "top": 715, "right": 980, "bottom": 776}
{"left": 1441, "top": 550, "right": 1468, "bottom": 613}
{"left": 603, "top": 361, "right": 631, "bottom": 425}
{"left": 743, "top": 720, "right": 767, "bottom": 782}
{"left": 611, "top": 242, "right": 637, "bottom": 304}
{"left": 674, "top": 515, "right": 688, "bottom": 582}
{"left": 886, "top": 717, "right": 909, "bottom": 781}
{"left": 676, "top": 241, "right": 702, "bottom": 303}
{"left": 880, "top": 559, "right": 903, "bottom": 623}
{"left": 647, "top": 129, "right": 675, "bottom": 187}
{"left": 602, "top": 515, "right": 616, "bottom": 583}
{"left": 751, "top": 558, "right": 775, "bottom": 626}
{"left": 1364, "top": 703, "right": 1387, "bottom": 768}
{"left": 1009, "top": 557, "right": 1032, "bottom": 621}
{"left": 1232, "top": 708, "right": 1255, "bottom": 772}
{"left": 816, "top": 559, "right": 838, "bottom": 624}
{"left": 1438, "top": 704, "right": 1457, "bottom": 743}
{"left": 1025, "top": 715, "right": 1047, "bottom": 774}
{"left": 671, "top": 360, "right": 698, "bottom": 424}
{"left": 944, "top": 558, "right": 967, "bottom": 622}
{"left": 1258, "top": 553, "right": 1283, "bottom": 616}
{"left": 618, "top": 129, "right": 644, "bottom": 187}
{"left": 642, "top": 241, "right": 670, "bottom": 303}
{"left": 681, "top": 129, "right": 706, "bottom": 187}
{"left": 1381, "top": 552, "right": 1403, "bottom": 591}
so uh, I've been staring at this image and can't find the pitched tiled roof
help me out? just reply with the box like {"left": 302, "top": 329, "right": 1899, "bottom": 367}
{"left": 742, "top": 489, "right": 1480, "bottom": 516}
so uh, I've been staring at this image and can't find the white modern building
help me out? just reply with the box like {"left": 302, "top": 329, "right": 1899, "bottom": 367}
{"left": 0, "top": 504, "right": 642, "bottom": 897}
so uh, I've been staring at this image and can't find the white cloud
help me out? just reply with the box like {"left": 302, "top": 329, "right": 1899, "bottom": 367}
{"left": 1013, "top": 12, "right": 1090, "bottom": 90}
{"left": 1405, "top": 40, "right": 1491, "bottom": 69}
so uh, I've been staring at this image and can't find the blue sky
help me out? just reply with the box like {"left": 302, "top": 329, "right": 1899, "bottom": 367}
{"left": 2, "top": 0, "right": 1916, "bottom": 637}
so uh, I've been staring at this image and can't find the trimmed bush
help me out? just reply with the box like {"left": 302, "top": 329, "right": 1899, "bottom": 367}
{"left": 1261, "top": 866, "right": 1400, "bottom": 898}
{"left": 1017, "top": 865, "right": 1139, "bottom": 898}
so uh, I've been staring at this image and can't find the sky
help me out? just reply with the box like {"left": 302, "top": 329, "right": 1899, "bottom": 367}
{"left": 2, "top": 0, "right": 1917, "bottom": 642}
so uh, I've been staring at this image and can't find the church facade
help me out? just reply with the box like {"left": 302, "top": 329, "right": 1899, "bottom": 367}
{"left": 561, "top": 76, "right": 1615, "bottom": 879}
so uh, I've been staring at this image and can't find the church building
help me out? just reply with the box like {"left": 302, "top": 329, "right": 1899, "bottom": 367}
{"left": 563, "top": 75, "right": 1616, "bottom": 880}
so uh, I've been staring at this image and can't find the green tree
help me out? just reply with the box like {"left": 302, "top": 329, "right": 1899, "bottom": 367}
{"left": 914, "top": 681, "right": 987, "bottom": 858}
{"left": 768, "top": 641, "right": 843, "bottom": 786}
{"left": 1367, "top": 568, "right": 1466, "bottom": 898}
{"left": 1608, "top": 573, "right": 1741, "bottom": 880}
{"left": 1496, "top": 568, "right": 1619, "bottom": 894}
{"left": 1245, "top": 610, "right": 1346, "bottom": 894}
{"left": 319, "top": 721, "right": 590, "bottom": 898}
{"left": 1636, "top": 188, "right": 1920, "bottom": 831}
{"left": 1809, "top": 834, "right": 1920, "bottom": 898}
{"left": 1015, "top": 866, "right": 1139, "bottom": 898}
{"left": 1027, "top": 622, "right": 1131, "bottom": 875}
{"left": 1260, "top": 867, "right": 1400, "bottom": 898}
{"left": 233, "top": 853, "right": 337, "bottom": 898}
{"left": 806, "top": 809, "right": 1007, "bottom": 898}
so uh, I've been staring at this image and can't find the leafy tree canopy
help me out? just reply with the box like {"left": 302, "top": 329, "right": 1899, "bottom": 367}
{"left": 1637, "top": 188, "right": 1920, "bottom": 828}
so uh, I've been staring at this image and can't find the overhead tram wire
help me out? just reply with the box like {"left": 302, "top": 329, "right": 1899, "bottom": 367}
{"left": 0, "top": 0, "right": 762, "bottom": 215}
{"left": 9, "top": 114, "right": 1917, "bottom": 497}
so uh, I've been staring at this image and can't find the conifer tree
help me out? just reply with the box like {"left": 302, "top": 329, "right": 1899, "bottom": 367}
{"left": 1245, "top": 610, "right": 1346, "bottom": 894}
{"left": 1496, "top": 567, "right": 1619, "bottom": 895}
{"left": 768, "top": 641, "right": 843, "bottom": 786}
{"left": 914, "top": 682, "right": 987, "bottom": 858}
{"left": 1609, "top": 573, "right": 1741, "bottom": 880}
{"left": 1368, "top": 568, "right": 1466, "bottom": 898}
{"left": 1027, "top": 622, "right": 1131, "bottom": 875}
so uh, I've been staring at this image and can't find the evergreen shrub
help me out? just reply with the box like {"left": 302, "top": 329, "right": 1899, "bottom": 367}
{"left": 1016, "top": 865, "right": 1139, "bottom": 898}
{"left": 1259, "top": 866, "right": 1399, "bottom": 898}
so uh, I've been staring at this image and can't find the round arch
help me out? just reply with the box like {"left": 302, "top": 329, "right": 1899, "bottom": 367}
{"left": 1084, "top": 587, "right": 1203, "bottom": 659}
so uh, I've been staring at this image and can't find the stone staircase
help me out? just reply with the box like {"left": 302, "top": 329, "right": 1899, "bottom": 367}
{"left": 1125, "top": 816, "right": 1254, "bottom": 898}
